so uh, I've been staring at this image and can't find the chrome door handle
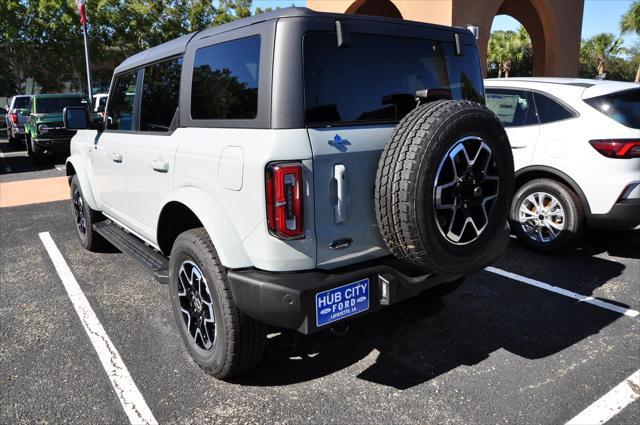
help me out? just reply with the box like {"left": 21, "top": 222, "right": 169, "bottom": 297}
{"left": 151, "top": 159, "right": 169, "bottom": 173}
{"left": 111, "top": 152, "right": 123, "bottom": 163}
{"left": 334, "top": 164, "right": 346, "bottom": 224}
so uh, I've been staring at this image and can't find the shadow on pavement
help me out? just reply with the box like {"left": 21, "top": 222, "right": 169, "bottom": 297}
{"left": 0, "top": 140, "right": 65, "bottom": 174}
{"left": 233, "top": 246, "right": 627, "bottom": 389}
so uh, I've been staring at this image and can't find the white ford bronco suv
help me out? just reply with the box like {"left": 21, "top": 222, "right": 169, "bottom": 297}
{"left": 63, "top": 8, "right": 514, "bottom": 379}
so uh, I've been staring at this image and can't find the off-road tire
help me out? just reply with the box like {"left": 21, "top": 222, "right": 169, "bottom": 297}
{"left": 510, "top": 178, "right": 584, "bottom": 253}
{"left": 375, "top": 100, "right": 514, "bottom": 275}
{"left": 169, "top": 228, "right": 265, "bottom": 379}
{"left": 70, "top": 175, "right": 109, "bottom": 251}
{"left": 25, "top": 133, "right": 33, "bottom": 157}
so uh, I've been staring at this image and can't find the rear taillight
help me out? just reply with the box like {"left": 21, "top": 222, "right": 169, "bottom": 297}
{"left": 589, "top": 139, "right": 640, "bottom": 158}
{"left": 266, "top": 162, "right": 304, "bottom": 239}
{"left": 11, "top": 112, "right": 18, "bottom": 124}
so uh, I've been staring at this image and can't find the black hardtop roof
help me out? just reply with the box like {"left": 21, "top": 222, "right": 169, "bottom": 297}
{"left": 114, "top": 7, "right": 468, "bottom": 75}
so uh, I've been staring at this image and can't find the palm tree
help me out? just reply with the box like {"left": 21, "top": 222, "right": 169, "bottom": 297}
{"left": 581, "top": 33, "right": 625, "bottom": 78}
{"left": 620, "top": 0, "right": 640, "bottom": 82}
{"left": 487, "top": 27, "right": 531, "bottom": 78}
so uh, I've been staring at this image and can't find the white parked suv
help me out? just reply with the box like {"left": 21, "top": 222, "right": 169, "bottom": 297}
{"left": 484, "top": 78, "right": 640, "bottom": 252}
{"left": 63, "top": 8, "right": 514, "bottom": 378}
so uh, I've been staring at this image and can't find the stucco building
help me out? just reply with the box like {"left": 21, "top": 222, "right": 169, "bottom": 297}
{"left": 307, "top": 0, "right": 585, "bottom": 77}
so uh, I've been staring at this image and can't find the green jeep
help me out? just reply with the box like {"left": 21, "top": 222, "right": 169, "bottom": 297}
{"left": 24, "top": 93, "right": 91, "bottom": 164}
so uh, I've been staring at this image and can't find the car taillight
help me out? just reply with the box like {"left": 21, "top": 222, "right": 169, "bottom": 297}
{"left": 589, "top": 139, "right": 640, "bottom": 158}
{"left": 266, "top": 162, "right": 304, "bottom": 239}
{"left": 11, "top": 112, "right": 18, "bottom": 124}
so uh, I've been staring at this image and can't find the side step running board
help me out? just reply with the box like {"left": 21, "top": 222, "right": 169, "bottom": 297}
{"left": 94, "top": 220, "right": 169, "bottom": 284}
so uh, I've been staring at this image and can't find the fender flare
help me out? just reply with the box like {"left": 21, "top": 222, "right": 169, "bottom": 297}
{"left": 66, "top": 156, "right": 99, "bottom": 210}
{"left": 159, "top": 187, "right": 252, "bottom": 269}
{"left": 514, "top": 165, "right": 591, "bottom": 215}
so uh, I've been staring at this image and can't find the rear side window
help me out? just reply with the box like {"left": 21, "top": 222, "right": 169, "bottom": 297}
{"left": 191, "top": 36, "right": 260, "bottom": 120}
{"left": 584, "top": 88, "right": 640, "bottom": 129}
{"left": 303, "top": 32, "right": 451, "bottom": 126}
{"left": 486, "top": 88, "right": 537, "bottom": 127}
{"left": 140, "top": 57, "right": 183, "bottom": 132}
{"left": 533, "top": 92, "right": 575, "bottom": 124}
{"left": 107, "top": 71, "right": 138, "bottom": 131}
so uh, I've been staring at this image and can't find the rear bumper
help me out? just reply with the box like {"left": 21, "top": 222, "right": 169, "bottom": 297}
{"left": 587, "top": 199, "right": 640, "bottom": 229}
{"left": 228, "top": 226, "right": 509, "bottom": 334}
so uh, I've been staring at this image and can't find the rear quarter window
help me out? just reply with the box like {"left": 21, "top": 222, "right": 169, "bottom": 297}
{"left": 584, "top": 88, "right": 640, "bottom": 129}
{"left": 532, "top": 92, "right": 575, "bottom": 124}
{"left": 191, "top": 36, "right": 260, "bottom": 120}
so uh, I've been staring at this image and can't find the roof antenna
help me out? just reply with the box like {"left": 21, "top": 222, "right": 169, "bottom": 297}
{"left": 335, "top": 20, "right": 351, "bottom": 48}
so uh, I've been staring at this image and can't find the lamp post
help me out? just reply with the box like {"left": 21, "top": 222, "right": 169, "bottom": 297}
{"left": 77, "top": 0, "right": 93, "bottom": 103}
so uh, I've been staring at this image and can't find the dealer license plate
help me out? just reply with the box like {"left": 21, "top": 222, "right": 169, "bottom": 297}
{"left": 315, "top": 278, "right": 370, "bottom": 327}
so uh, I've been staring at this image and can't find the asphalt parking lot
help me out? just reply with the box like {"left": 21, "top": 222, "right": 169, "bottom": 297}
{"left": 1, "top": 135, "right": 638, "bottom": 424}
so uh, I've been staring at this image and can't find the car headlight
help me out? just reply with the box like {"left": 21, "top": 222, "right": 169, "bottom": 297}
{"left": 38, "top": 124, "right": 49, "bottom": 134}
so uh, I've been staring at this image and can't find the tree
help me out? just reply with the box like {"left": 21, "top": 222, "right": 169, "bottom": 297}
{"left": 581, "top": 33, "right": 625, "bottom": 78}
{"left": 620, "top": 0, "right": 640, "bottom": 82}
{"left": 0, "top": 0, "right": 262, "bottom": 98}
{"left": 487, "top": 26, "right": 532, "bottom": 78}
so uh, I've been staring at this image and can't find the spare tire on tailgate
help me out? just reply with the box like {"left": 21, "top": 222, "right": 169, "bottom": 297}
{"left": 375, "top": 100, "right": 514, "bottom": 275}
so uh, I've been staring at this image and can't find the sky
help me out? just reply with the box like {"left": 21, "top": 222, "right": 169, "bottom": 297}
{"left": 252, "top": 0, "right": 638, "bottom": 48}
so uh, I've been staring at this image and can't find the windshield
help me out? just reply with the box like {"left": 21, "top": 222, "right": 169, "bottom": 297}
{"left": 303, "top": 32, "right": 484, "bottom": 126}
{"left": 35, "top": 96, "right": 88, "bottom": 113}
{"left": 584, "top": 88, "right": 640, "bottom": 129}
{"left": 14, "top": 97, "right": 29, "bottom": 109}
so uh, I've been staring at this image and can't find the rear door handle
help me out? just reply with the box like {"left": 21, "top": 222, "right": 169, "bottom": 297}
{"left": 151, "top": 159, "right": 169, "bottom": 173}
{"left": 111, "top": 151, "right": 123, "bottom": 163}
{"left": 334, "top": 164, "right": 347, "bottom": 224}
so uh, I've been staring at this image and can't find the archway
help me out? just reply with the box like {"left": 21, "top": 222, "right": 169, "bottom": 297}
{"left": 494, "top": 0, "right": 547, "bottom": 76}
{"left": 308, "top": 0, "right": 584, "bottom": 77}
{"left": 487, "top": 15, "right": 534, "bottom": 78}
{"left": 346, "top": 0, "right": 402, "bottom": 19}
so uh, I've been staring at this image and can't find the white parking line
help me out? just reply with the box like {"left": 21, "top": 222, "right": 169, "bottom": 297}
{"left": 39, "top": 232, "right": 158, "bottom": 425}
{"left": 485, "top": 266, "right": 639, "bottom": 318}
{"left": 565, "top": 369, "right": 640, "bottom": 424}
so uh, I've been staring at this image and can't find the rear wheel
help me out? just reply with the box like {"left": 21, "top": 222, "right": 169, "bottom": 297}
{"left": 375, "top": 100, "right": 514, "bottom": 275}
{"left": 169, "top": 228, "right": 265, "bottom": 379}
{"left": 510, "top": 178, "right": 583, "bottom": 253}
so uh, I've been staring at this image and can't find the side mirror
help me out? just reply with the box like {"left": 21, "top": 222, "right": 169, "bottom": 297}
{"left": 63, "top": 106, "right": 91, "bottom": 130}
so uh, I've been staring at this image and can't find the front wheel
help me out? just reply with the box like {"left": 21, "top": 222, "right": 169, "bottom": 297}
{"left": 509, "top": 178, "right": 584, "bottom": 253}
{"left": 169, "top": 228, "right": 265, "bottom": 379}
{"left": 70, "top": 175, "right": 108, "bottom": 251}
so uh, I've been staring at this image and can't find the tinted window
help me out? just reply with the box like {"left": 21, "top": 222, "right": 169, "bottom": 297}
{"left": 533, "top": 92, "right": 574, "bottom": 124}
{"left": 13, "top": 97, "right": 29, "bottom": 109}
{"left": 584, "top": 88, "right": 640, "bottom": 129}
{"left": 486, "top": 89, "right": 537, "bottom": 127}
{"left": 191, "top": 36, "right": 260, "bottom": 120}
{"left": 140, "top": 57, "right": 182, "bottom": 132}
{"left": 304, "top": 32, "right": 452, "bottom": 126}
{"left": 107, "top": 71, "right": 137, "bottom": 130}
{"left": 34, "top": 96, "right": 88, "bottom": 113}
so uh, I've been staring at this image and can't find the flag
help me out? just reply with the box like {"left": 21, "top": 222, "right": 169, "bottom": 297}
{"left": 77, "top": 0, "right": 87, "bottom": 26}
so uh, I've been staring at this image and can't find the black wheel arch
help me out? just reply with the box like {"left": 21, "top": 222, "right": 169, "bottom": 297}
{"left": 514, "top": 165, "right": 591, "bottom": 216}
{"left": 157, "top": 201, "right": 204, "bottom": 257}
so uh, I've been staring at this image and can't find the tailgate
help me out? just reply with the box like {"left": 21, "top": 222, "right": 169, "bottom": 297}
{"left": 308, "top": 126, "right": 393, "bottom": 269}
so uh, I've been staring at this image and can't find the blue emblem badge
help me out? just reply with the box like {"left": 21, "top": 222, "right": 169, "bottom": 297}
{"left": 328, "top": 134, "right": 351, "bottom": 152}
